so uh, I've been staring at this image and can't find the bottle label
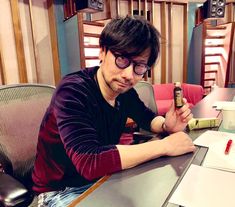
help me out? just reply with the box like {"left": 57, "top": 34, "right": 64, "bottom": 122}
{"left": 175, "top": 90, "right": 183, "bottom": 108}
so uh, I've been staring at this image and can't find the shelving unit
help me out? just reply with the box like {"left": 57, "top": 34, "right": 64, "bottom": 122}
{"left": 201, "top": 22, "right": 234, "bottom": 94}
{"left": 77, "top": 13, "right": 107, "bottom": 68}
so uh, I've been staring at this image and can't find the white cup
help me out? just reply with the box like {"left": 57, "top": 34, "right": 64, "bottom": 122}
{"left": 222, "top": 106, "right": 235, "bottom": 130}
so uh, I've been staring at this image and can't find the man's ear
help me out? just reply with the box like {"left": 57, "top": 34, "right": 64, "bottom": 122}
{"left": 99, "top": 48, "right": 105, "bottom": 62}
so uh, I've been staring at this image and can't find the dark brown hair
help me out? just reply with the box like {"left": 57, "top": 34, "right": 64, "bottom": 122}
{"left": 99, "top": 15, "right": 161, "bottom": 67}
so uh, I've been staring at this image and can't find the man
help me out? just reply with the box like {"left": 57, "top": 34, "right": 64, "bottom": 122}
{"left": 32, "top": 16, "right": 195, "bottom": 206}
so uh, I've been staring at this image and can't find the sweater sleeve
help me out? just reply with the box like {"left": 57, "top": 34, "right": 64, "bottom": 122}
{"left": 53, "top": 82, "right": 122, "bottom": 181}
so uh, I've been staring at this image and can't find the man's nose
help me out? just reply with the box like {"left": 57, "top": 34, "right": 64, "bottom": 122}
{"left": 121, "top": 64, "right": 134, "bottom": 80}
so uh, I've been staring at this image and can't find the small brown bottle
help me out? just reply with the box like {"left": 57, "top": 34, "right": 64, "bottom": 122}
{"left": 174, "top": 82, "right": 184, "bottom": 108}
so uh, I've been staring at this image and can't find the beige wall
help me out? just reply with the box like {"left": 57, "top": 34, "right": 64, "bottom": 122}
{"left": 0, "top": 0, "right": 56, "bottom": 85}
{"left": 0, "top": 0, "right": 19, "bottom": 84}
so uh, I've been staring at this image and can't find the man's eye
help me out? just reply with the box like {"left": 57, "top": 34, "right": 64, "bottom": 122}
{"left": 118, "top": 56, "right": 129, "bottom": 63}
{"left": 120, "top": 56, "right": 128, "bottom": 61}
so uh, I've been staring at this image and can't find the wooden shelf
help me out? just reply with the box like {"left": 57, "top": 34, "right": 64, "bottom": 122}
{"left": 205, "top": 53, "right": 222, "bottom": 57}
{"left": 204, "top": 70, "right": 218, "bottom": 73}
{"left": 84, "top": 33, "right": 100, "bottom": 38}
{"left": 205, "top": 35, "right": 226, "bottom": 39}
{"left": 203, "top": 85, "right": 212, "bottom": 89}
{"left": 205, "top": 62, "right": 220, "bottom": 65}
{"left": 205, "top": 44, "right": 224, "bottom": 47}
{"left": 84, "top": 45, "right": 100, "bottom": 48}
{"left": 83, "top": 21, "right": 105, "bottom": 27}
{"left": 204, "top": 78, "right": 216, "bottom": 81}
{"left": 85, "top": 56, "right": 99, "bottom": 60}
{"left": 207, "top": 26, "right": 227, "bottom": 30}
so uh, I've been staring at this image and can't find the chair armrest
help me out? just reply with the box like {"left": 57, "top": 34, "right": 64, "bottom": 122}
{"left": 0, "top": 173, "right": 33, "bottom": 207}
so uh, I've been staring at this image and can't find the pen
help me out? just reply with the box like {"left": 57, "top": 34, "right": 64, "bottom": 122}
{"left": 225, "top": 139, "right": 233, "bottom": 155}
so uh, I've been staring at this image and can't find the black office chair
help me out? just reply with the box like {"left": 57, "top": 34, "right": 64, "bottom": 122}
{"left": 132, "top": 81, "right": 158, "bottom": 144}
{"left": 0, "top": 84, "right": 55, "bottom": 207}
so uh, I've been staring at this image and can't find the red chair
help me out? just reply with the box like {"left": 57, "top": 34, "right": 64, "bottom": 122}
{"left": 153, "top": 83, "right": 204, "bottom": 116}
{"left": 120, "top": 82, "right": 203, "bottom": 144}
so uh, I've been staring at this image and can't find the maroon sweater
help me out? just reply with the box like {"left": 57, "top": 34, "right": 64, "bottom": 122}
{"left": 32, "top": 66, "right": 155, "bottom": 193}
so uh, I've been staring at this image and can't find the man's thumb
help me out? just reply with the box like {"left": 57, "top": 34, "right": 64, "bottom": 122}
{"left": 168, "top": 100, "right": 175, "bottom": 114}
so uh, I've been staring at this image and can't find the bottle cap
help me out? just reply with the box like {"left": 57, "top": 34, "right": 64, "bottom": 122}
{"left": 174, "top": 82, "right": 181, "bottom": 87}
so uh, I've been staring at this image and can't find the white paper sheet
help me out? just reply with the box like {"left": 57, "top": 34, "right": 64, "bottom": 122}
{"left": 212, "top": 101, "right": 235, "bottom": 110}
{"left": 169, "top": 164, "right": 235, "bottom": 207}
{"left": 194, "top": 130, "right": 235, "bottom": 147}
{"left": 193, "top": 130, "right": 235, "bottom": 172}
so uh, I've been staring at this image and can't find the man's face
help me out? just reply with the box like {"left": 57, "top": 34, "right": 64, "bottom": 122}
{"left": 99, "top": 49, "right": 150, "bottom": 94}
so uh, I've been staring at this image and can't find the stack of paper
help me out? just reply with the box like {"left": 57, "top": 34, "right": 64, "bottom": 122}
{"left": 169, "top": 130, "right": 235, "bottom": 207}
{"left": 169, "top": 164, "right": 235, "bottom": 207}
{"left": 193, "top": 130, "right": 235, "bottom": 172}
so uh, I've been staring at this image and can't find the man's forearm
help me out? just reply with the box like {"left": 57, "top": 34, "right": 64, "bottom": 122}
{"left": 116, "top": 140, "right": 165, "bottom": 169}
{"left": 116, "top": 131, "right": 196, "bottom": 170}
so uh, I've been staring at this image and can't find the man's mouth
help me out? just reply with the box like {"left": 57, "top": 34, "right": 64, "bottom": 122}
{"left": 116, "top": 81, "right": 130, "bottom": 88}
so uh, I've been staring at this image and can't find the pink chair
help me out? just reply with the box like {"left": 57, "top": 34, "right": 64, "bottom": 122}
{"left": 120, "top": 82, "right": 204, "bottom": 144}
{"left": 152, "top": 83, "right": 204, "bottom": 116}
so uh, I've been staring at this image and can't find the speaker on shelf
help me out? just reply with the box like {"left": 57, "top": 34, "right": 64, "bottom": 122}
{"left": 203, "top": 0, "right": 226, "bottom": 18}
{"left": 75, "top": 0, "right": 104, "bottom": 13}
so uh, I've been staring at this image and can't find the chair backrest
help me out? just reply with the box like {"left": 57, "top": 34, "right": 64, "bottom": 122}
{"left": 134, "top": 81, "right": 157, "bottom": 114}
{"left": 153, "top": 83, "right": 204, "bottom": 104}
{"left": 0, "top": 84, "right": 55, "bottom": 187}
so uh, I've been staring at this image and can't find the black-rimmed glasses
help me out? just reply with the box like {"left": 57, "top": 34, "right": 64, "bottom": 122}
{"left": 111, "top": 52, "right": 150, "bottom": 76}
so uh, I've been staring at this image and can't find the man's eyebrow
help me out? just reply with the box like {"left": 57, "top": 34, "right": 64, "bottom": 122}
{"left": 117, "top": 52, "right": 148, "bottom": 62}
{"left": 132, "top": 57, "right": 148, "bottom": 62}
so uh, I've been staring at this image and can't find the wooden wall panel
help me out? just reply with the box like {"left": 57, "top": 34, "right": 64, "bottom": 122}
{"left": 183, "top": 3, "right": 188, "bottom": 82}
{"left": 119, "top": 0, "right": 130, "bottom": 16}
{"left": 29, "top": 0, "right": 55, "bottom": 85}
{"left": 172, "top": 4, "right": 184, "bottom": 83}
{"left": 10, "top": 0, "right": 28, "bottom": 83}
{"left": 0, "top": 43, "right": 5, "bottom": 85}
{"left": 0, "top": 0, "right": 60, "bottom": 85}
{"left": 47, "top": 0, "right": 61, "bottom": 85}
{"left": 0, "top": 0, "right": 19, "bottom": 84}
{"left": 152, "top": 3, "right": 162, "bottom": 84}
{"left": 77, "top": 13, "right": 86, "bottom": 69}
{"left": 168, "top": 3, "right": 173, "bottom": 83}
{"left": 19, "top": 0, "right": 37, "bottom": 83}
{"left": 226, "top": 23, "right": 235, "bottom": 85}
{"left": 227, "top": 3, "right": 233, "bottom": 22}
{"left": 160, "top": 2, "right": 167, "bottom": 83}
{"left": 130, "top": 0, "right": 134, "bottom": 16}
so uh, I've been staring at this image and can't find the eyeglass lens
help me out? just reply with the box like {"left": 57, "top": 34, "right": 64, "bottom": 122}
{"left": 115, "top": 55, "right": 149, "bottom": 75}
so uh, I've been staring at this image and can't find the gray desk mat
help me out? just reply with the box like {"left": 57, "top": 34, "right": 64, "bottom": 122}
{"left": 75, "top": 147, "right": 208, "bottom": 207}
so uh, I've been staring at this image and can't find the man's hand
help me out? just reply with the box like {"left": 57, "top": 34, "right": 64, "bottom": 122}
{"left": 160, "top": 131, "right": 196, "bottom": 156}
{"left": 116, "top": 131, "right": 195, "bottom": 170}
{"left": 164, "top": 98, "right": 193, "bottom": 133}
